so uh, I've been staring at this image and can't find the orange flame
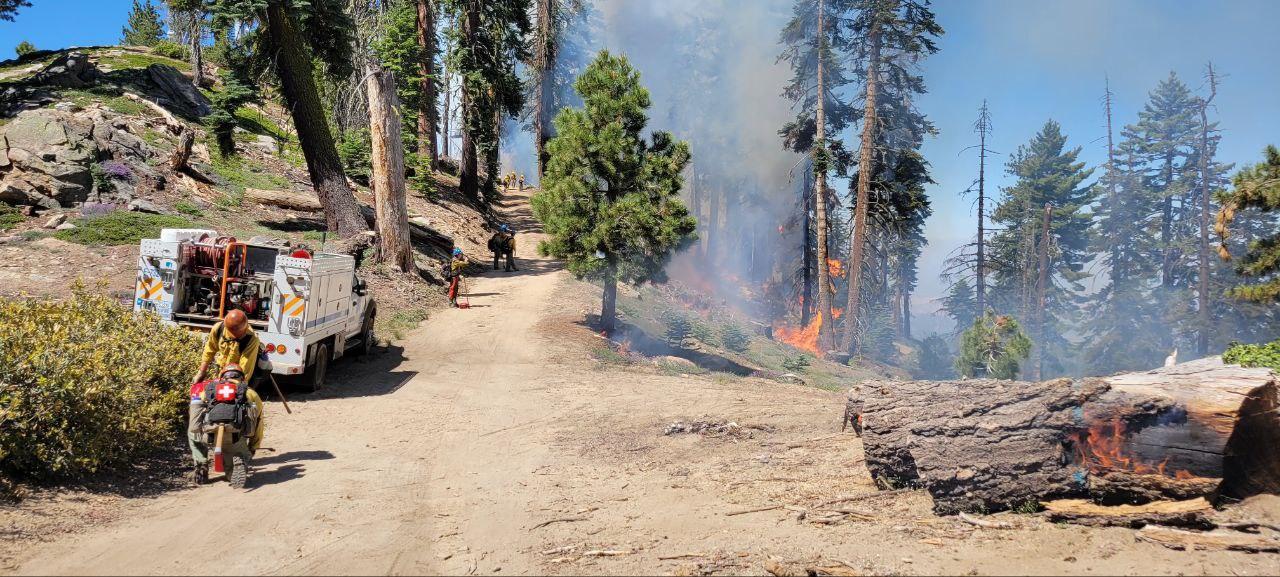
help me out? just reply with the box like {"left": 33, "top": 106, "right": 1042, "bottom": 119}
{"left": 1071, "top": 416, "right": 1193, "bottom": 479}
{"left": 832, "top": 307, "right": 844, "bottom": 319}
{"left": 827, "top": 259, "right": 845, "bottom": 278}
{"left": 774, "top": 314, "right": 823, "bottom": 355}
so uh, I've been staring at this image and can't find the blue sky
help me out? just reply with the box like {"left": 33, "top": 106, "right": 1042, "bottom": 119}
{"left": 4, "top": 0, "right": 1278, "bottom": 333}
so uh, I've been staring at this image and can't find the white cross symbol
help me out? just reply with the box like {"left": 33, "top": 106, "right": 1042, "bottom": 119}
{"left": 218, "top": 384, "right": 236, "bottom": 398}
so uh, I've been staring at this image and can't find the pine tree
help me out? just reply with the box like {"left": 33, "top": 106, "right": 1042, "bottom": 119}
{"left": 531, "top": 51, "right": 698, "bottom": 334}
{"left": 444, "top": 0, "right": 530, "bottom": 202}
{"left": 526, "top": 0, "right": 590, "bottom": 180}
{"left": 988, "top": 120, "right": 1095, "bottom": 378}
{"left": 122, "top": 0, "right": 165, "bottom": 47}
{"left": 0, "top": 1, "right": 30, "bottom": 21}
{"left": 914, "top": 333, "right": 953, "bottom": 378}
{"left": 167, "top": 0, "right": 207, "bottom": 87}
{"left": 209, "top": 0, "right": 369, "bottom": 239}
{"left": 14, "top": 40, "right": 35, "bottom": 57}
{"left": 1218, "top": 145, "right": 1280, "bottom": 303}
{"left": 778, "top": 0, "right": 858, "bottom": 353}
{"left": 941, "top": 276, "right": 976, "bottom": 334}
{"left": 954, "top": 313, "right": 1031, "bottom": 379}
{"left": 842, "top": 0, "right": 941, "bottom": 354}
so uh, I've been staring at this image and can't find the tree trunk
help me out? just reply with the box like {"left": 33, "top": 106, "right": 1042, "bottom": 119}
{"left": 366, "top": 63, "right": 413, "bottom": 272}
{"left": 458, "top": 3, "right": 480, "bottom": 201}
{"left": 533, "top": 0, "right": 553, "bottom": 180}
{"left": 1032, "top": 203, "right": 1052, "bottom": 381}
{"left": 188, "top": 11, "right": 204, "bottom": 87}
{"left": 902, "top": 286, "right": 911, "bottom": 340}
{"left": 416, "top": 0, "right": 439, "bottom": 170}
{"left": 441, "top": 68, "right": 452, "bottom": 160}
{"left": 1196, "top": 66, "right": 1217, "bottom": 356}
{"left": 1104, "top": 80, "right": 1121, "bottom": 294}
{"left": 801, "top": 169, "right": 813, "bottom": 326}
{"left": 976, "top": 103, "right": 989, "bottom": 316}
{"left": 263, "top": 0, "right": 368, "bottom": 237}
{"left": 842, "top": 18, "right": 881, "bottom": 355}
{"left": 601, "top": 267, "right": 618, "bottom": 334}
{"left": 170, "top": 130, "right": 194, "bottom": 172}
{"left": 849, "top": 357, "right": 1280, "bottom": 515}
{"left": 1161, "top": 153, "right": 1175, "bottom": 288}
{"left": 811, "top": 0, "right": 836, "bottom": 354}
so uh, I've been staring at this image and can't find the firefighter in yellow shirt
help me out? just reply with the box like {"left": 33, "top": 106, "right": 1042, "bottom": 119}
{"left": 192, "top": 309, "right": 260, "bottom": 384}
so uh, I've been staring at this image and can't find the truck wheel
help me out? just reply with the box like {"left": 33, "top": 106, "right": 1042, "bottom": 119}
{"left": 354, "top": 310, "right": 376, "bottom": 357}
{"left": 301, "top": 343, "right": 329, "bottom": 393}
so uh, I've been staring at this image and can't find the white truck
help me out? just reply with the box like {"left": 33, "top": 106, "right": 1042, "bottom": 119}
{"left": 134, "top": 229, "right": 376, "bottom": 391}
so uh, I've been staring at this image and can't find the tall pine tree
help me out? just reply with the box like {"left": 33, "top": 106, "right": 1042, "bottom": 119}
{"left": 988, "top": 120, "right": 1095, "bottom": 378}
{"left": 122, "top": 0, "right": 165, "bottom": 47}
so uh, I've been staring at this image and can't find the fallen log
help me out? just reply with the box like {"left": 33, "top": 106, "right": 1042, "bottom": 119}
{"left": 244, "top": 187, "right": 323, "bottom": 212}
{"left": 853, "top": 357, "right": 1279, "bottom": 514}
{"left": 1041, "top": 498, "right": 1214, "bottom": 529}
{"left": 1136, "top": 526, "right": 1280, "bottom": 553}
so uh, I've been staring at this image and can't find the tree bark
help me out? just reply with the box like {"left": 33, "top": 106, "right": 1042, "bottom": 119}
{"left": 170, "top": 130, "right": 194, "bottom": 172}
{"left": 1196, "top": 65, "right": 1217, "bottom": 356}
{"left": 458, "top": 3, "right": 480, "bottom": 201}
{"left": 1032, "top": 203, "right": 1052, "bottom": 380}
{"left": 812, "top": 0, "right": 836, "bottom": 354}
{"left": 416, "top": 0, "right": 439, "bottom": 170}
{"left": 850, "top": 357, "right": 1280, "bottom": 514}
{"left": 842, "top": 17, "right": 881, "bottom": 355}
{"left": 188, "top": 10, "right": 204, "bottom": 88}
{"left": 1104, "top": 80, "right": 1121, "bottom": 293}
{"left": 441, "top": 34, "right": 453, "bottom": 162}
{"left": 366, "top": 63, "right": 413, "bottom": 272}
{"left": 533, "top": 0, "right": 553, "bottom": 180}
{"left": 976, "top": 103, "right": 989, "bottom": 316}
{"left": 802, "top": 170, "right": 813, "bottom": 326}
{"left": 263, "top": 0, "right": 368, "bottom": 237}
{"left": 601, "top": 267, "right": 618, "bottom": 334}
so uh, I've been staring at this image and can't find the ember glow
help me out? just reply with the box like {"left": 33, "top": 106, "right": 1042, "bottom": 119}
{"left": 828, "top": 259, "right": 845, "bottom": 279}
{"left": 1071, "top": 416, "right": 1192, "bottom": 479}
{"left": 774, "top": 313, "right": 823, "bottom": 355}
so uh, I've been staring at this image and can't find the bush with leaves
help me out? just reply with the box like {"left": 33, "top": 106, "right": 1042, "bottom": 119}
{"left": 0, "top": 203, "right": 22, "bottom": 231}
{"left": 0, "top": 283, "right": 201, "bottom": 480}
{"left": 954, "top": 313, "right": 1032, "bottom": 380}
{"left": 1222, "top": 339, "right": 1280, "bottom": 372}
{"left": 151, "top": 40, "right": 189, "bottom": 61}
{"left": 14, "top": 40, "right": 34, "bottom": 57}
{"left": 720, "top": 323, "right": 751, "bottom": 353}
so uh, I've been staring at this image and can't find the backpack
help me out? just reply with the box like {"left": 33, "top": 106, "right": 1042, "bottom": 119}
{"left": 202, "top": 378, "right": 248, "bottom": 428}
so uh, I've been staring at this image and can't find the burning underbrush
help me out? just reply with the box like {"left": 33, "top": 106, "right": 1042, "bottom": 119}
{"left": 601, "top": 280, "right": 885, "bottom": 390}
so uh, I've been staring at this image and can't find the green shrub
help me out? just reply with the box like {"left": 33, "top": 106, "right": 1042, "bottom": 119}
{"left": 720, "top": 323, "right": 751, "bottom": 353}
{"left": 690, "top": 319, "right": 716, "bottom": 347}
{"left": 151, "top": 41, "right": 188, "bottom": 61}
{"left": 662, "top": 310, "right": 692, "bottom": 349}
{"left": 782, "top": 353, "right": 811, "bottom": 372}
{"left": 1223, "top": 339, "right": 1280, "bottom": 371}
{"left": 337, "top": 129, "right": 372, "bottom": 183}
{"left": 14, "top": 41, "right": 35, "bottom": 58}
{"left": 409, "top": 154, "right": 438, "bottom": 202}
{"left": 0, "top": 204, "right": 22, "bottom": 231}
{"left": 954, "top": 312, "right": 1032, "bottom": 380}
{"left": 173, "top": 200, "right": 204, "bottom": 217}
{"left": 55, "top": 212, "right": 191, "bottom": 246}
{"left": 0, "top": 283, "right": 200, "bottom": 480}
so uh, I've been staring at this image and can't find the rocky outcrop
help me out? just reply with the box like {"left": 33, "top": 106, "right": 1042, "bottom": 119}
{"left": 0, "top": 107, "right": 165, "bottom": 208}
{"left": 146, "top": 64, "right": 211, "bottom": 117}
{"left": 29, "top": 51, "right": 102, "bottom": 88}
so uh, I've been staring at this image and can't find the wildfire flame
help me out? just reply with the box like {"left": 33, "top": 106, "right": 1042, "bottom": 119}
{"left": 828, "top": 259, "right": 845, "bottom": 278}
{"left": 832, "top": 307, "right": 844, "bottom": 319}
{"left": 1071, "top": 417, "right": 1193, "bottom": 479}
{"left": 774, "top": 313, "right": 823, "bottom": 355}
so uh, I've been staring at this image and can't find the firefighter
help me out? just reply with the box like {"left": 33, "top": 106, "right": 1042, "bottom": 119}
{"left": 518, "top": 173, "right": 525, "bottom": 191}
{"left": 488, "top": 224, "right": 517, "bottom": 272}
{"left": 192, "top": 309, "right": 260, "bottom": 385}
{"left": 445, "top": 247, "right": 467, "bottom": 307}
{"left": 189, "top": 363, "right": 265, "bottom": 484}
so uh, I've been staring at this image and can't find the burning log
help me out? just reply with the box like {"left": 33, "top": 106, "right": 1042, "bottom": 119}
{"left": 852, "top": 357, "right": 1279, "bottom": 514}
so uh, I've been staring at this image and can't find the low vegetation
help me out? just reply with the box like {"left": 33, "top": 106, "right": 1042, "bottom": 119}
{"left": 1222, "top": 339, "right": 1280, "bottom": 372}
{"left": 0, "top": 284, "right": 200, "bottom": 486}
{"left": 55, "top": 212, "right": 191, "bottom": 246}
{"left": 0, "top": 203, "right": 22, "bottom": 231}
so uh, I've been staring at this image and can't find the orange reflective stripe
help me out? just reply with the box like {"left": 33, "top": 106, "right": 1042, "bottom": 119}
{"left": 282, "top": 295, "right": 305, "bottom": 317}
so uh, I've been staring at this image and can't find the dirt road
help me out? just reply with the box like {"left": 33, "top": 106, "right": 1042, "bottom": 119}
{"left": 5, "top": 191, "right": 1277, "bottom": 576}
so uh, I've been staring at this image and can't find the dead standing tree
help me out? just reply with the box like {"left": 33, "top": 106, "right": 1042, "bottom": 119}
{"left": 1195, "top": 63, "right": 1218, "bottom": 356}
{"left": 366, "top": 62, "right": 413, "bottom": 272}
